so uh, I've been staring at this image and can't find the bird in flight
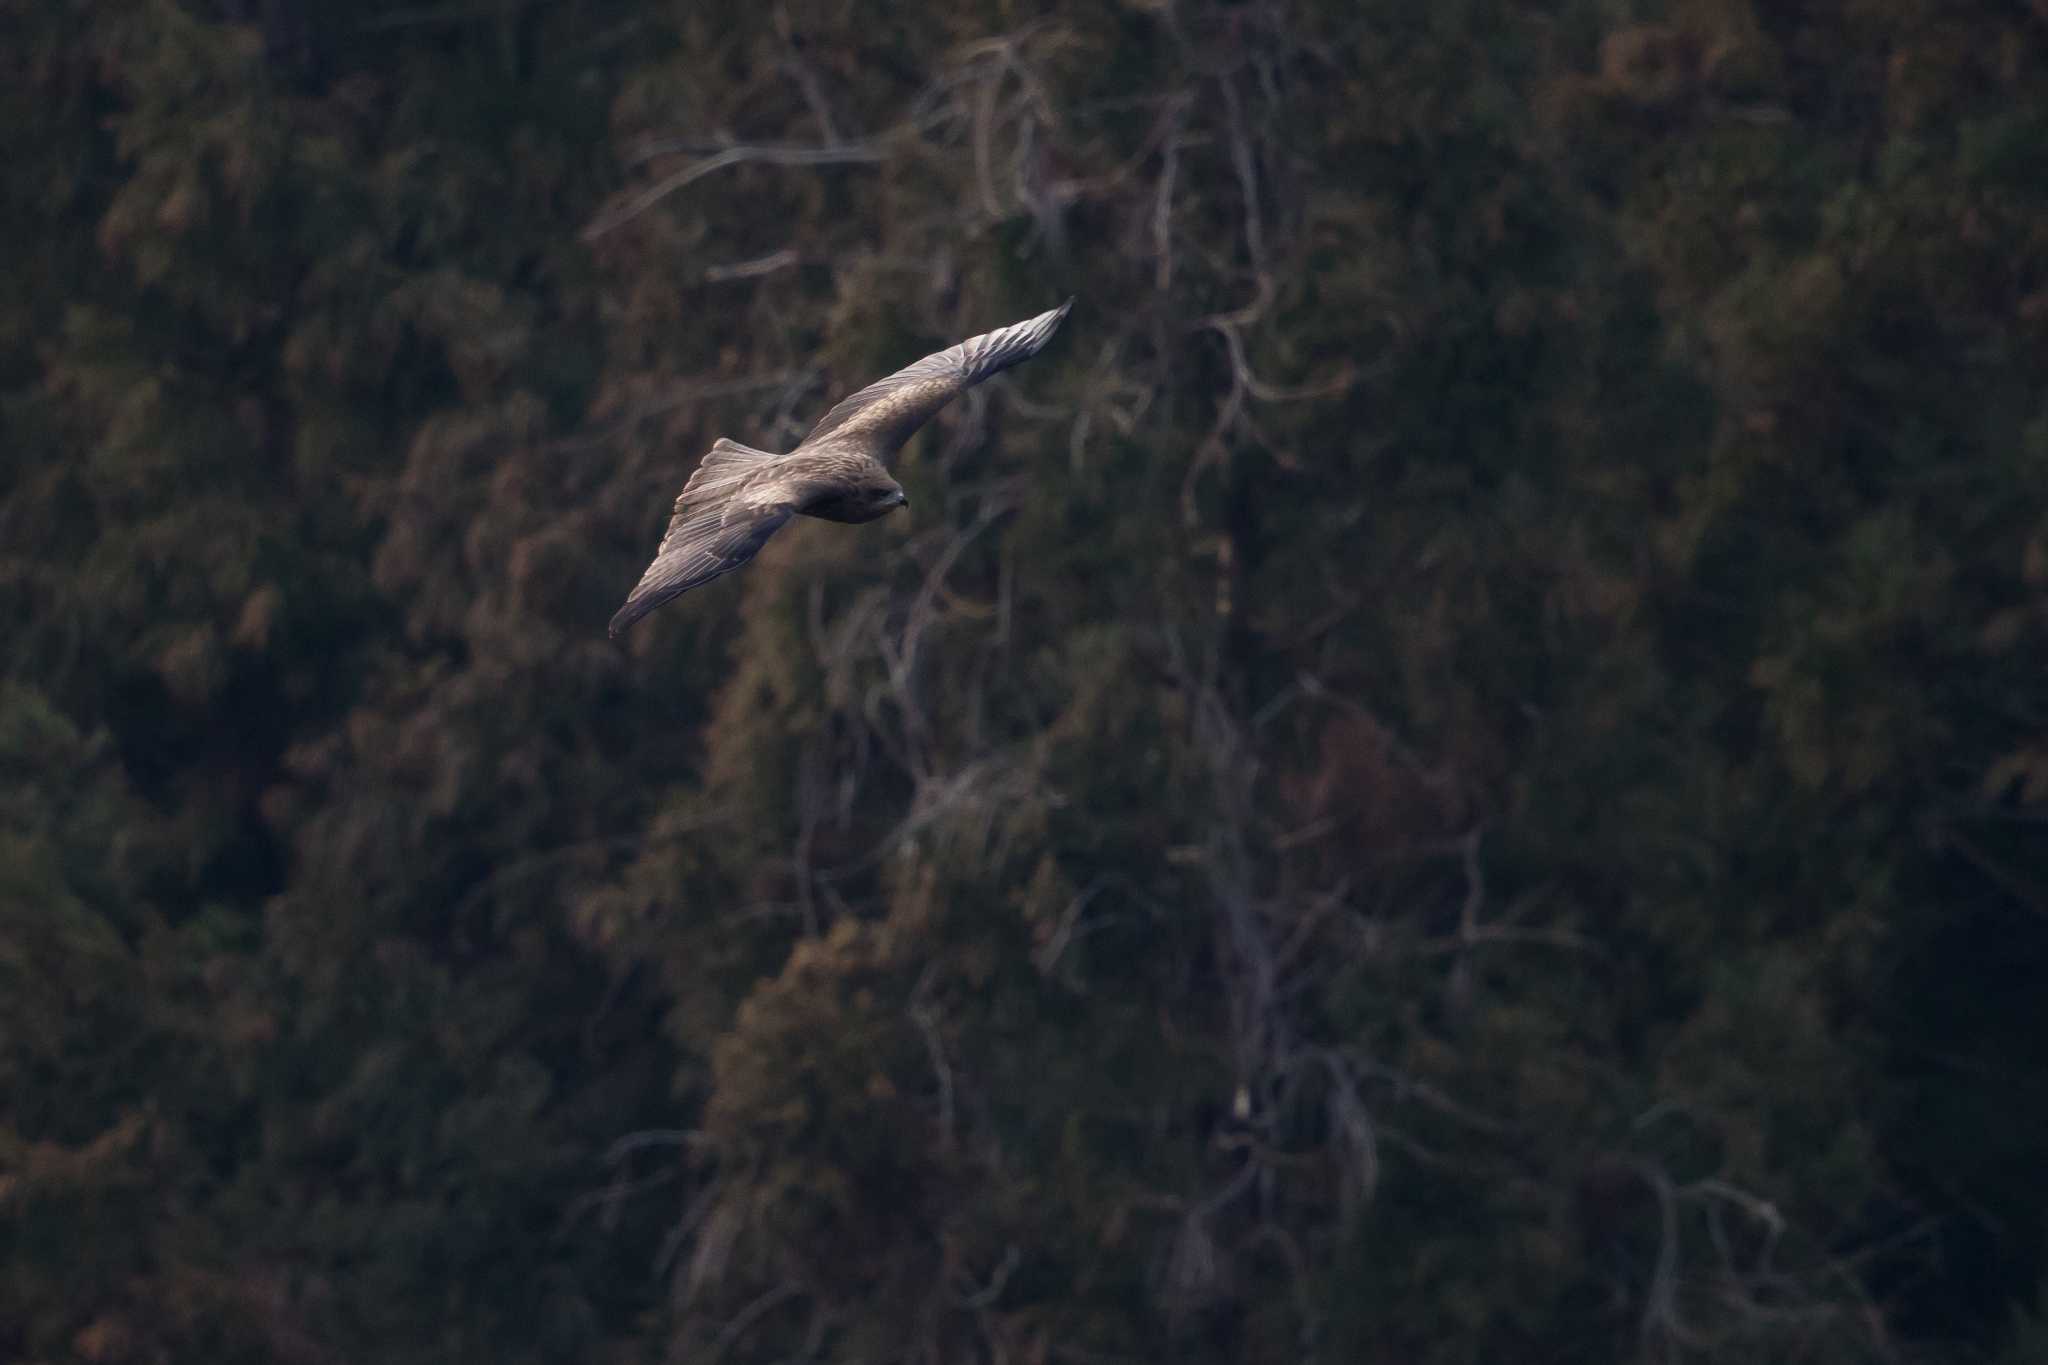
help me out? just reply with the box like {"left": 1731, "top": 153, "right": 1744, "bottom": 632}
{"left": 609, "top": 299, "right": 1072, "bottom": 637}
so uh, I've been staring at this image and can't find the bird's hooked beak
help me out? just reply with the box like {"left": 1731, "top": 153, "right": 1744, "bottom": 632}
{"left": 895, "top": 490, "right": 911, "bottom": 509}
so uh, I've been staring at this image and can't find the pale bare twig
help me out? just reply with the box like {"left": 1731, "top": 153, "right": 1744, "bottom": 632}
{"left": 704, "top": 1283, "right": 803, "bottom": 1364}
{"left": 955, "top": 1244, "right": 1021, "bottom": 1309}
{"left": 702, "top": 247, "right": 801, "bottom": 282}
{"left": 909, "top": 963, "right": 956, "bottom": 1149}
{"left": 587, "top": 141, "right": 894, "bottom": 241}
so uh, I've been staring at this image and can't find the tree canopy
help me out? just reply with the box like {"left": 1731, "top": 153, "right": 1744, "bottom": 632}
{"left": 4, "top": 1, "right": 2047, "bottom": 1361}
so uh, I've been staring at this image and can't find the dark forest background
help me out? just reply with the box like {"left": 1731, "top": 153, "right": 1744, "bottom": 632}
{"left": 5, "top": 1, "right": 2048, "bottom": 1361}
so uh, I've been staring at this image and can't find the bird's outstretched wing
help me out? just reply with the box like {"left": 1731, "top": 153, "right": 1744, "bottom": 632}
{"left": 608, "top": 499, "right": 794, "bottom": 637}
{"left": 610, "top": 438, "right": 796, "bottom": 637}
{"left": 800, "top": 299, "right": 1073, "bottom": 453}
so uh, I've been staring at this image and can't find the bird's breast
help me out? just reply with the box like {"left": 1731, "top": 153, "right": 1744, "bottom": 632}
{"left": 801, "top": 493, "right": 895, "bottom": 525}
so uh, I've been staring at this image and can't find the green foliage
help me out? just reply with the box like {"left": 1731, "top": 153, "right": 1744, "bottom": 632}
{"left": 3, "top": 0, "right": 2046, "bottom": 1362}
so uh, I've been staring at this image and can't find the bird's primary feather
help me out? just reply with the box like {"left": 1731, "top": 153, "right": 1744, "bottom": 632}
{"left": 802, "top": 299, "right": 1074, "bottom": 451}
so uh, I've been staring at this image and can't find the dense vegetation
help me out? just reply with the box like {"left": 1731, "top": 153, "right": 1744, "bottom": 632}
{"left": 5, "top": 1, "right": 2047, "bottom": 1361}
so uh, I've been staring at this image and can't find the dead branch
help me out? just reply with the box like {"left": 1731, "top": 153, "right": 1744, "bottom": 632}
{"left": 587, "top": 140, "right": 893, "bottom": 241}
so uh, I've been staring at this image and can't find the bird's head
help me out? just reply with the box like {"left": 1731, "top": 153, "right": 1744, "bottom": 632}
{"left": 864, "top": 478, "right": 910, "bottom": 515}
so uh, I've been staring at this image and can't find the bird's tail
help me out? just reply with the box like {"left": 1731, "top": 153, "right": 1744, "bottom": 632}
{"left": 674, "top": 436, "right": 776, "bottom": 513}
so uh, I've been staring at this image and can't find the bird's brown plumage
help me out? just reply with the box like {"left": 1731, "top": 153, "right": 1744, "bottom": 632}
{"left": 609, "top": 299, "right": 1072, "bottom": 636}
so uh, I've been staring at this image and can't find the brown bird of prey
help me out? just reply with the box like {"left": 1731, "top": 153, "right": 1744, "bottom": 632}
{"left": 609, "top": 299, "right": 1072, "bottom": 637}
